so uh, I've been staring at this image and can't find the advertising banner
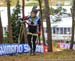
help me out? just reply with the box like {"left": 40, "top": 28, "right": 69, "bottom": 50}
{"left": 0, "top": 44, "right": 44, "bottom": 56}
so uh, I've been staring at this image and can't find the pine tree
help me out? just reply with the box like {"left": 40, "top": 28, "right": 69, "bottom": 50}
{"left": 11, "top": 0, "right": 20, "bottom": 43}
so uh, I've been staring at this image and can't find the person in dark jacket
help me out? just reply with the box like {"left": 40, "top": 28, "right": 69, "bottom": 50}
{"left": 24, "top": 7, "right": 41, "bottom": 55}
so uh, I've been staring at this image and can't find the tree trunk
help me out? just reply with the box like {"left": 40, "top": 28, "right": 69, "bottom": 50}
{"left": 0, "top": 15, "right": 3, "bottom": 43}
{"left": 22, "top": 0, "right": 27, "bottom": 43}
{"left": 70, "top": 0, "right": 75, "bottom": 49}
{"left": 44, "top": 0, "right": 53, "bottom": 52}
{"left": 6, "top": 0, "right": 13, "bottom": 43}
{"left": 38, "top": 0, "right": 45, "bottom": 45}
{"left": 70, "top": 8, "right": 74, "bottom": 49}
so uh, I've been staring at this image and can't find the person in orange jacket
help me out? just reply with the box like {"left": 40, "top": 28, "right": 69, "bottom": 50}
{"left": 24, "top": 7, "right": 41, "bottom": 55}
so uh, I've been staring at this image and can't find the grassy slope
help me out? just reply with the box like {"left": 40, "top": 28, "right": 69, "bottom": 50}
{"left": 0, "top": 0, "right": 17, "bottom": 6}
{"left": 0, "top": 0, "right": 38, "bottom": 7}
{"left": 0, "top": 50, "right": 75, "bottom": 61}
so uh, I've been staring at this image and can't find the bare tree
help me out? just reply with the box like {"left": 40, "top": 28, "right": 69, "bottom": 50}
{"left": 38, "top": 0, "right": 45, "bottom": 45}
{"left": 22, "top": 0, "right": 27, "bottom": 43}
{"left": 70, "top": 0, "right": 75, "bottom": 49}
{"left": 0, "top": 14, "right": 3, "bottom": 43}
{"left": 44, "top": 0, "right": 53, "bottom": 52}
